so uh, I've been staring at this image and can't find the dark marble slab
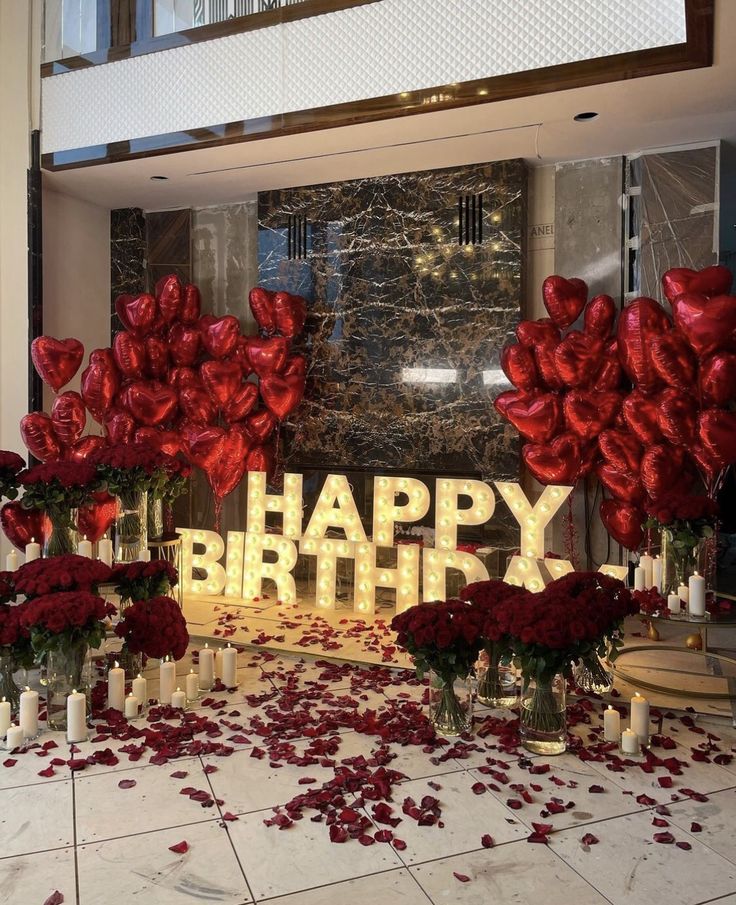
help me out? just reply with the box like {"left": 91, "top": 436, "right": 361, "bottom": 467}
{"left": 110, "top": 207, "right": 146, "bottom": 335}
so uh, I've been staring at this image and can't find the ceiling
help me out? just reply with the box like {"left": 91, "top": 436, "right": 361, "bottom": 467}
{"left": 44, "top": 0, "right": 736, "bottom": 211}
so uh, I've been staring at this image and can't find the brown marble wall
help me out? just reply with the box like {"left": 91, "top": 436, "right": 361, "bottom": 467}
{"left": 110, "top": 207, "right": 146, "bottom": 334}
{"left": 145, "top": 209, "right": 192, "bottom": 290}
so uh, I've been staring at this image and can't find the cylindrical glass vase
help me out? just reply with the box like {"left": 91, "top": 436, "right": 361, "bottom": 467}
{"left": 520, "top": 674, "right": 567, "bottom": 755}
{"left": 44, "top": 507, "right": 78, "bottom": 558}
{"left": 114, "top": 491, "right": 148, "bottom": 562}
{"left": 0, "top": 650, "right": 23, "bottom": 711}
{"left": 476, "top": 644, "right": 517, "bottom": 708}
{"left": 661, "top": 530, "right": 708, "bottom": 596}
{"left": 428, "top": 671, "right": 472, "bottom": 736}
{"left": 45, "top": 642, "right": 90, "bottom": 731}
{"left": 147, "top": 494, "right": 164, "bottom": 540}
{"left": 573, "top": 653, "right": 613, "bottom": 694}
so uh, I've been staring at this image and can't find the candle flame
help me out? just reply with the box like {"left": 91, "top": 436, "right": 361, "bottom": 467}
{"left": 136, "top": 673, "right": 142, "bottom": 679}
{"left": 24, "top": 686, "right": 30, "bottom": 692}
{"left": 73, "top": 689, "right": 77, "bottom": 694}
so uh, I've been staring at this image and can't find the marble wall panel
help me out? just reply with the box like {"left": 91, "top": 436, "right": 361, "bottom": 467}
{"left": 110, "top": 207, "right": 146, "bottom": 334}
{"left": 145, "top": 208, "right": 192, "bottom": 290}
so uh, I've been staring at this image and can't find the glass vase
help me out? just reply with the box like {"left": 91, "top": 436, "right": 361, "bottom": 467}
{"left": 45, "top": 642, "right": 90, "bottom": 731}
{"left": 428, "top": 671, "right": 472, "bottom": 736}
{"left": 520, "top": 674, "right": 567, "bottom": 755}
{"left": 476, "top": 643, "right": 517, "bottom": 708}
{"left": 147, "top": 494, "right": 164, "bottom": 540}
{"left": 114, "top": 491, "right": 147, "bottom": 562}
{"left": 118, "top": 647, "right": 142, "bottom": 681}
{"left": 43, "top": 507, "right": 78, "bottom": 558}
{"left": 573, "top": 653, "right": 613, "bottom": 694}
{"left": 0, "top": 651, "right": 23, "bottom": 711}
{"left": 661, "top": 530, "right": 708, "bottom": 596}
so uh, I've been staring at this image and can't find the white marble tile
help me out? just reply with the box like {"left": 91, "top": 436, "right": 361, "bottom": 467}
{"left": 77, "top": 820, "right": 252, "bottom": 905}
{"left": 668, "top": 788, "right": 736, "bottom": 865}
{"left": 0, "top": 780, "right": 73, "bottom": 857}
{"left": 226, "top": 808, "right": 404, "bottom": 900}
{"left": 551, "top": 810, "right": 736, "bottom": 905}
{"left": 0, "top": 846, "right": 75, "bottom": 905}
{"left": 0, "top": 736, "right": 72, "bottom": 789}
{"left": 410, "top": 839, "right": 610, "bottom": 904}
{"left": 260, "top": 868, "right": 431, "bottom": 905}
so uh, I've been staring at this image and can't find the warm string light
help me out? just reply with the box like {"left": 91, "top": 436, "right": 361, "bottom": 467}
{"left": 503, "top": 555, "right": 550, "bottom": 591}
{"left": 354, "top": 541, "right": 421, "bottom": 615}
{"left": 434, "top": 478, "right": 495, "bottom": 550}
{"left": 177, "top": 528, "right": 226, "bottom": 596}
{"left": 224, "top": 531, "right": 245, "bottom": 598}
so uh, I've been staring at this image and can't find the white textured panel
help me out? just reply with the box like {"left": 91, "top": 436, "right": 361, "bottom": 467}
{"left": 42, "top": 0, "right": 686, "bottom": 154}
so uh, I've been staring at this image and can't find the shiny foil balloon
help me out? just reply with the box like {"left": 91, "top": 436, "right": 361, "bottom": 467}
{"left": 208, "top": 428, "right": 251, "bottom": 501}
{"left": 596, "top": 463, "right": 645, "bottom": 505}
{"left": 155, "top": 274, "right": 182, "bottom": 324}
{"left": 501, "top": 344, "right": 539, "bottom": 393}
{"left": 178, "top": 385, "right": 218, "bottom": 426}
{"left": 30, "top": 336, "right": 84, "bottom": 392}
{"left": 50, "top": 391, "right": 86, "bottom": 447}
{"left": 223, "top": 383, "right": 259, "bottom": 423}
{"left": 522, "top": 433, "right": 582, "bottom": 485}
{"left": 599, "top": 500, "right": 644, "bottom": 551}
{"left": 105, "top": 410, "right": 137, "bottom": 445}
{"left": 699, "top": 352, "right": 736, "bottom": 406}
{"left": 542, "top": 275, "right": 588, "bottom": 328}
{"left": 283, "top": 354, "right": 308, "bottom": 378}
{"left": 553, "top": 331, "right": 604, "bottom": 387}
{"left": 245, "top": 409, "right": 277, "bottom": 444}
{"left": 135, "top": 427, "right": 182, "bottom": 457}
{"left": 144, "top": 336, "right": 169, "bottom": 379}
{"left": 698, "top": 409, "right": 736, "bottom": 465}
{"left": 504, "top": 393, "right": 563, "bottom": 443}
{"left": 661, "top": 264, "right": 733, "bottom": 304}
{"left": 180, "top": 283, "right": 201, "bottom": 324}
{"left": 169, "top": 367, "right": 201, "bottom": 391}
{"left": 244, "top": 336, "right": 289, "bottom": 379}
{"left": 81, "top": 359, "right": 119, "bottom": 423}
{"left": 200, "top": 360, "right": 242, "bottom": 407}
{"left": 622, "top": 389, "right": 661, "bottom": 445}
{"left": 493, "top": 389, "right": 533, "bottom": 419}
{"left": 113, "top": 332, "right": 146, "bottom": 379}
{"left": 199, "top": 315, "right": 240, "bottom": 359}
{"left": 67, "top": 435, "right": 108, "bottom": 463}
{"left": 114, "top": 293, "right": 157, "bottom": 336}
{"left": 168, "top": 324, "right": 201, "bottom": 367}
{"left": 592, "top": 339, "right": 624, "bottom": 391}
{"left": 260, "top": 373, "right": 306, "bottom": 420}
{"left": 77, "top": 491, "right": 117, "bottom": 543}
{"left": 583, "top": 294, "right": 616, "bottom": 338}
{"left": 273, "top": 292, "right": 307, "bottom": 338}
{"left": 598, "top": 429, "right": 642, "bottom": 475}
{"left": 650, "top": 331, "right": 698, "bottom": 391}
{"left": 248, "top": 287, "right": 277, "bottom": 333}
{"left": 0, "top": 502, "right": 51, "bottom": 551}
{"left": 121, "top": 381, "right": 178, "bottom": 427}
{"left": 641, "top": 444, "right": 690, "bottom": 499}
{"left": 563, "top": 389, "right": 621, "bottom": 442}
{"left": 516, "top": 318, "right": 561, "bottom": 349}
{"left": 672, "top": 293, "right": 736, "bottom": 358}
{"left": 246, "top": 444, "right": 274, "bottom": 476}
{"left": 616, "top": 296, "right": 671, "bottom": 393}
{"left": 657, "top": 388, "right": 698, "bottom": 448}
{"left": 20, "top": 412, "right": 63, "bottom": 462}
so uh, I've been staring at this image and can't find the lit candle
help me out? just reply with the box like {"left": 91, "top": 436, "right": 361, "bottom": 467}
{"left": 19, "top": 687, "right": 39, "bottom": 739}
{"left": 603, "top": 705, "right": 621, "bottom": 742}
{"left": 66, "top": 689, "right": 87, "bottom": 743}
{"left": 221, "top": 645, "right": 237, "bottom": 688}
{"left": 107, "top": 661, "right": 125, "bottom": 711}
{"left": 689, "top": 571, "right": 706, "bottom": 617}
{"left": 639, "top": 554, "right": 653, "bottom": 589}
{"left": 138, "top": 548, "right": 151, "bottom": 563}
{"left": 630, "top": 692, "right": 650, "bottom": 746}
{"left": 132, "top": 673, "right": 147, "bottom": 708}
{"left": 159, "top": 656, "right": 176, "bottom": 705}
{"left": 185, "top": 669, "right": 198, "bottom": 702}
{"left": 199, "top": 644, "right": 214, "bottom": 691}
{"left": 652, "top": 556, "right": 662, "bottom": 592}
{"left": 77, "top": 535, "right": 93, "bottom": 558}
{"left": 678, "top": 583, "right": 690, "bottom": 605}
{"left": 5, "top": 550, "right": 17, "bottom": 572}
{"left": 171, "top": 687, "right": 187, "bottom": 709}
{"left": 621, "top": 727, "right": 640, "bottom": 755}
{"left": 667, "top": 593, "right": 681, "bottom": 614}
{"left": 98, "top": 536, "right": 113, "bottom": 567}
{"left": 124, "top": 693, "right": 139, "bottom": 718}
{"left": 5, "top": 724, "right": 23, "bottom": 750}
{"left": 24, "top": 538, "right": 40, "bottom": 562}
{"left": 215, "top": 647, "right": 223, "bottom": 680}
{"left": 633, "top": 566, "right": 646, "bottom": 591}
{"left": 0, "top": 697, "right": 10, "bottom": 736}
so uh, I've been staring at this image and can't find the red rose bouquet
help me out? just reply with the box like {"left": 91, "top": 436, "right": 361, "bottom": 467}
{"left": 0, "top": 571, "right": 16, "bottom": 605}
{"left": 14, "top": 554, "right": 111, "bottom": 599}
{"left": 391, "top": 599, "right": 485, "bottom": 735}
{"left": 111, "top": 559, "right": 178, "bottom": 603}
{"left": 18, "top": 591, "right": 116, "bottom": 661}
{"left": 645, "top": 493, "right": 718, "bottom": 593}
{"left": 114, "top": 595, "right": 189, "bottom": 661}
{"left": 0, "top": 450, "right": 25, "bottom": 501}
{"left": 0, "top": 603, "right": 33, "bottom": 708}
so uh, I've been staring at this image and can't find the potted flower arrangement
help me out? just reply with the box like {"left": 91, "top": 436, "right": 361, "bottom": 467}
{"left": 114, "top": 595, "right": 189, "bottom": 665}
{"left": 391, "top": 599, "right": 484, "bottom": 736}
{"left": 110, "top": 559, "right": 178, "bottom": 607}
{"left": 19, "top": 461, "right": 100, "bottom": 556}
{"left": 13, "top": 554, "right": 111, "bottom": 599}
{"left": 0, "top": 451, "right": 25, "bottom": 501}
{"left": 645, "top": 493, "right": 719, "bottom": 595}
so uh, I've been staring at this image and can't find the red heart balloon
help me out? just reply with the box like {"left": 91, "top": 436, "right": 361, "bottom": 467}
{"left": 169, "top": 367, "right": 201, "bottom": 391}
{"left": 554, "top": 331, "right": 603, "bottom": 387}
{"left": 113, "top": 332, "right": 145, "bottom": 379}
{"left": 209, "top": 428, "right": 251, "bottom": 501}
{"left": 542, "top": 276, "right": 587, "bottom": 328}
{"left": 144, "top": 336, "right": 169, "bottom": 379}
{"left": 246, "top": 444, "right": 274, "bottom": 476}
{"left": 596, "top": 463, "right": 645, "bottom": 505}
{"left": 0, "top": 502, "right": 51, "bottom": 551}
{"left": 641, "top": 444, "right": 691, "bottom": 499}
{"left": 583, "top": 294, "right": 616, "bottom": 338}
{"left": 283, "top": 354, "right": 308, "bottom": 377}
{"left": 81, "top": 360, "right": 120, "bottom": 423}
{"left": 592, "top": 339, "right": 624, "bottom": 391}
{"left": 245, "top": 336, "right": 289, "bottom": 379}
{"left": 563, "top": 390, "right": 621, "bottom": 442}
{"left": 155, "top": 274, "right": 182, "bottom": 324}
{"left": 199, "top": 315, "right": 240, "bottom": 359}
{"left": 185, "top": 425, "right": 225, "bottom": 473}
{"left": 135, "top": 427, "right": 182, "bottom": 457}
{"left": 115, "top": 293, "right": 157, "bottom": 335}
{"left": 273, "top": 292, "right": 307, "bottom": 338}
{"left": 599, "top": 500, "right": 644, "bottom": 551}
{"left": 50, "top": 391, "right": 86, "bottom": 447}
{"left": 20, "top": 412, "right": 63, "bottom": 461}
{"left": 89, "top": 348, "right": 116, "bottom": 369}
{"left": 700, "top": 352, "right": 736, "bottom": 406}
{"left": 522, "top": 432, "right": 582, "bottom": 485}
{"left": 493, "top": 389, "right": 535, "bottom": 419}
{"left": 168, "top": 324, "right": 201, "bottom": 367}
{"left": 249, "top": 287, "right": 277, "bottom": 333}
{"left": 178, "top": 385, "right": 217, "bottom": 425}
{"left": 200, "top": 360, "right": 242, "bottom": 407}
{"left": 181, "top": 284, "right": 201, "bottom": 324}
{"left": 67, "top": 435, "right": 108, "bottom": 463}
{"left": 122, "top": 381, "right": 178, "bottom": 427}
{"left": 31, "top": 336, "right": 84, "bottom": 392}
{"left": 77, "top": 491, "right": 117, "bottom": 543}
{"left": 223, "top": 382, "right": 259, "bottom": 423}
{"left": 699, "top": 409, "right": 736, "bottom": 465}
{"left": 657, "top": 388, "right": 698, "bottom": 447}
{"left": 599, "top": 429, "right": 642, "bottom": 474}
{"left": 245, "top": 410, "right": 277, "bottom": 444}
{"left": 622, "top": 389, "right": 661, "bottom": 445}
{"left": 690, "top": 443, "right": 726, "bottom": 489}
{"left": 516, "top": 319, "right": 561, "bottom": 348}
{"left": 532, "top": 342, "right": 564, "bottom": 391}
{"left": 505, "top": 393, "right": 563, "bottom": 443}
{"left": 672, "top": 293, "right": 736, "bottom": 358}
{"left": 662, "top": 265, "right": 733, "bottom": 304}
{"left": 501, "top": 344, "right": 539, "bottom": 393}
{"left": 260, "top": 373, "right": 305, "bottom": 420}
{"left": 617, "top": 297, "right": 671, "bottom": 393}
{"left": 105, "top": 410, "right": 137, "bottom": 445}
{"left": 650, "top": 331, "right": 698, "bottom": 391}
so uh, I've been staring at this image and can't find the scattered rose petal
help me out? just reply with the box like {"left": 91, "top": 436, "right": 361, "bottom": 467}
{"left": 481, "top": 834, "right": 494, "bottom": 848}
{"left": 3, "top": 759, "right": 16, "bottom": 767}
{"left": 581, "top": 833, "right": 599, "bottom": 846}
{"left": 471, "top": 782, "right": 486, "bottom": 795}
{"left": 588, "top": 785, "right": 604, "bottom": 794}
{"left": 653, "top": 832, "right": 675, "bottom": 844}
{"left": 168, "top": 841, "right": 189, "bottom": 854}
{"left": 38, "top": 767, "right": 55, "bottom": 778}
{"left": 43, "top": 893, "right": 64, "bottom": 905}
{"left": 690, "top": 822, "right": 702, "bottom": 833}
{"left": 676, "top": 841, "right": 692, "bottom": 851}
{"left": 453, "top": 873, "right": 471, "bottom": 883}
{"left": 117, "top": 779, "right": 137, "bottom": 790}
{"left": 652, "top": 817, "right": 669, "bottom": 828}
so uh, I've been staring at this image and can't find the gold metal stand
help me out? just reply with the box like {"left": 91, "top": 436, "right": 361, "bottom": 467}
{"left": 612, "top": 644, "right": 736, "bottom": 701}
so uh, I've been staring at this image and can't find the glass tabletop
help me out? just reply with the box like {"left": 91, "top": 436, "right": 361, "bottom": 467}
{"left": 647, "top": 594, "right": 736, "bottom": 626}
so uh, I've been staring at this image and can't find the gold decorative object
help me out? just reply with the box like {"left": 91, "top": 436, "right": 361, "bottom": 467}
{"left": 685, "top": 632, "right": 703, "bottom": 651}
{"left": 646, "top": 619, "right": 660, "bottom": 642}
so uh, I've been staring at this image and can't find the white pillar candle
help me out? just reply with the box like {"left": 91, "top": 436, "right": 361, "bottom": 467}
{"left": 0, "top": 697, "right": 10, "bottom": 736}
{"left": 19, "top": 687, "right": 38, "bottom": 739}
{"left": 678, "top": 584, "right": 690, "bottom": 605}
{"left": 630, "top": 692, "right": 650, "bottom": 745}
{"left": 5, "top": 724, "right": 23, "bottom": 750}
{"left": 132, "top": 673, "right": 147, "bottom": 707}
{"left": 66, "top": 690, "right": 87, "bottom": 743}
{"left": 77, "top": 535, "right": 93, "bottom": 558}
{"left": 24, "top": 539, "right": 40, "bottom": 562}
{"left": 221, "top": 645, "right": 237, "bottom": 688}
{"left": 639, "top": 554, "right": 653, "bottom": 589}
{"left": 633, "top": 566, "right": 646, "bottom": 591}
{"left": 171, "top": 687, "right": 187, "bottom": 709}
{"left": 215, "top": 647, "right": 223, "bottom": 679}
{"left": 138, "top": 548, "right": 151, "bottom": 563}
{"left": 652, "top": 556, "right": 662, "bottom": 592}
{"left": 667, "top": 594, "right": 681, "bottom": 614}
{"left": 621, "top": 728, "right": 640, "bottom": 755}
{"left": 185, "top": 669, "right": 198, "bottom": 702}
{"left": 107, "top": 662, "right": 125, "bottom": 711}
{"left": 98, "top": 536, "right": 113, "bottom": 567}
{"left": 199, "top": 645, "right": 214, "bottom": 691}
{"left": 688, "top": 571, "right": 706, "bottom": 617}
{"left": 5, "top": 550, "right": 17, "bottom": 571}
{"left": 124, "top": 693, "right": 139, "bottom": 718}
{"left": 603, "top": 705, "right": 621, "bottom": 742}
{"left": 159, "top": 657, "right": 176, "bottom": 705}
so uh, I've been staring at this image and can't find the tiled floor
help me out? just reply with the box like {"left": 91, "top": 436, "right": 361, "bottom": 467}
{"left": 1, "top": 646, "right": 736, "bottom": 905}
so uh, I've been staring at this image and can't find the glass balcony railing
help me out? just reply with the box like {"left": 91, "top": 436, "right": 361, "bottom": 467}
{"left": 153, "top": 0, "right": 307, "bottom": 37}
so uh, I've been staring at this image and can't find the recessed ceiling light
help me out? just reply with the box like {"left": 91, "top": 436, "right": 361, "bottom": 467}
{"left": 573, "top": 111, "right": 599, "bottom": 122}
{"left": 150, "top": 175, "right": 169, "bottom": 181}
